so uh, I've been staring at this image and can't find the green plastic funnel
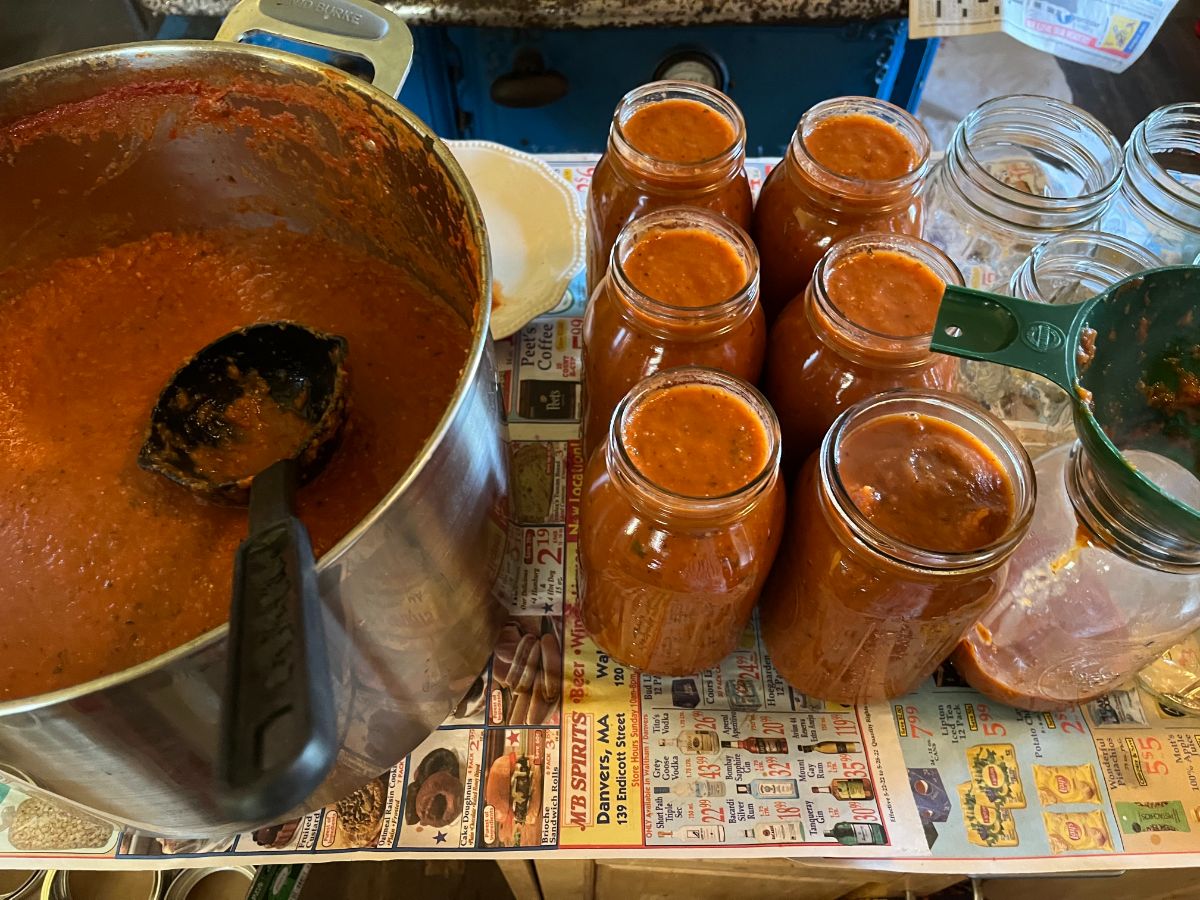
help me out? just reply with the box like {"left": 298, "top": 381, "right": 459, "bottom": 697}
{"left": 931, "top": 266, "right": 1200, "bottom": 545}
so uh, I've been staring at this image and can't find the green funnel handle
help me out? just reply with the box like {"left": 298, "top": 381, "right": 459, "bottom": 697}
{"left": 931, "top": 285, "right": 1088, "bottom": 392}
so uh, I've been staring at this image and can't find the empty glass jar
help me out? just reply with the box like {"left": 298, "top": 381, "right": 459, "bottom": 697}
{"left": 955, "top": 443, "right": 1200, "bottom": 711}
{"left": 1100, "top": 103, "right": 1200, "bottom": 264}
{"left": 923, "top": 95, "right": 1123, "bottom": 291}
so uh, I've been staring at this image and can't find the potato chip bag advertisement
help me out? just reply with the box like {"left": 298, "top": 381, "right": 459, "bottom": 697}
{"left": 890, "top": 686, "right": 1122, "bottom": 857}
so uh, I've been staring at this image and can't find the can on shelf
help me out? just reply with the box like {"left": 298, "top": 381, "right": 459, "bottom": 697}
{"left": 163, "top": 867, "right": 256, "bottom": 900}
{"left": 40, "top": 869, "right": 163, "bottom": 900}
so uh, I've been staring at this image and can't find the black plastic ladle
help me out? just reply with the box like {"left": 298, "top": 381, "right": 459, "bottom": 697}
{"left": 138, "top": 321, "right": 348, "bottom": 823}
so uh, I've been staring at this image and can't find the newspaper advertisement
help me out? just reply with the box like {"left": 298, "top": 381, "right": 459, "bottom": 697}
{"left": 908, "top": 0, "right": 1178, "bottom": 73}
{"left": 3, "top": 157, "right": 1200, "bottom": 875}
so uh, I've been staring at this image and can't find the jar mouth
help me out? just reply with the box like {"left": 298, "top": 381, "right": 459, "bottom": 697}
{"left": 611, "top": 206, "right": 760, "bottom": 327}
{"left": 791, "top": 96, "right": 932, "bottom": 198}
{"left": 608, "top": 366, "right": 781, "bottom": 516}
{"left": 808, "top": 233, "right": 964, "bottom": 364}
{"left": 1127, "top": 102, "right": 1200, "bottom": 221}
{"left": 819, "top": 390, "right": 1037, "bottom": 571}
{"left": 950, "top": 94, "right": 1122, "bottom": 219}
{"left": 1068, "top": 442, "right": 1200, "bottom": 570}
{"left": 610, "top": 80, "right": 747, "bottom": 178}
{"left": 1014, "top": 231, "right": 1162, "bottom": 304}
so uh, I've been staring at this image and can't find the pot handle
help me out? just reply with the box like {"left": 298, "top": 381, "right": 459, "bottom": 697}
{"left": 216, "top": 0, "right": 414, "bottom": 99}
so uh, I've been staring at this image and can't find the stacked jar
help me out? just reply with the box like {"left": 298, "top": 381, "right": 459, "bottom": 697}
{"left": 922, "top": 95, "right": 1123, "bottom": 290}
{"left": 585, "top": 81, "right": 753, "bottom": 293}
{"left": 752, "top": 96, "right": 932, "bottom": 321}
{"left": 764, "top": 232, "right": 963, "bottom": 469}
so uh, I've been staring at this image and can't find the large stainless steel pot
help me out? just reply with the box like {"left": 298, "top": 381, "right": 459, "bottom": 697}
{"left": 0, "top": 0, "right": 506, "bottom": 835}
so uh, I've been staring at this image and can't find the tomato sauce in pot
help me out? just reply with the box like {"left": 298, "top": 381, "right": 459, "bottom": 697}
{"left": 0, "top": 227, "right": 470, "bottom": 701}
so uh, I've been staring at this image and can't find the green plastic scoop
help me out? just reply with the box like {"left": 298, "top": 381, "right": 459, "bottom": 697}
{"left": 931, "top": 265, "right": 1200, "bottom": 545}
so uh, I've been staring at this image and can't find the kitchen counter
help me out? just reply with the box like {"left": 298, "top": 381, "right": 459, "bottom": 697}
{"left": 135, "top": 0, "right": 906, "bottom": 27}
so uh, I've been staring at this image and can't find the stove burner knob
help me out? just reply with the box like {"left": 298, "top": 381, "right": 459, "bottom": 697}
{"left": 491, "top": 49, "right": 569, "bottom": 109}
{"left": 652, "top": 50, "right": 727, "bottom": 91}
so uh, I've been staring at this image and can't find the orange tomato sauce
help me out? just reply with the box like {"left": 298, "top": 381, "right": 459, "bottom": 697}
{"left": 825, "top": 247, "right": 945, "bottom": 336}
{"left": 621, "top": 383, "right": 769, "bottom": 496}
{"left": 623, "top": 227, "right": 747, "bottom": 307}
{"left": 188, "top": 373, "right": 312, "bottom": 483}
{"left": 805, "top": 113, "right": 919, "bottom": 181}
{"left": 622, "top": 98, "right": 736, "bottom": 163}
{"left": 840, "top": 413, "right": 1015, "bottom": 552}
{"left": 0, "top": 227, "right": 470, "bottom": 700}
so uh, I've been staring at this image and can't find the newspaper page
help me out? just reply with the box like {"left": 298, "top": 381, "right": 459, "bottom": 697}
{"left": 2, "top": 157, "right": 1200, "bottom": 876}
{"left": 909, "top": 0, "right": 1178, "bottom": 73}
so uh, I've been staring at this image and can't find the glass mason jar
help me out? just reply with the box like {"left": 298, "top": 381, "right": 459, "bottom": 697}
{"left": 581, "top": 207, "right": 765, "bottom": 457}
{"left": 1138, "top": 630, "right": 1200, "bottom": 715}
{"left": 764, "top": 232, "right": 963, "bottom": 469}
{"left": 954, "top": 443, "right": 1200, "bottom": 711}
{"left": 579, "top": 367, "right": 785, "bottom": 676}
{"left": 957, "top": 231, "right": 1162, "bottom": 437}
{"left": 585, "top": 81, "right": 753, "bottom": 294}
{"left": 923, "top": 95, "right": 1123, "bottom": 291}
{"left": 759, "top": 391, "right": 1035, "bottom": 704}
{"left": 1099, "top": 103, "right": 1200, "bottom": 264}
{"left": 751, "top": 96, "right": 931, "bottom": 321}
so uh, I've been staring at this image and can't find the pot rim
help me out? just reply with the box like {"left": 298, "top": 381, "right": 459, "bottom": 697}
{"left": 0, "top": 40, "right": 493, "bottom": 717}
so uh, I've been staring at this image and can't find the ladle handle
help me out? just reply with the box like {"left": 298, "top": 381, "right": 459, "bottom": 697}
{"left": 216, "top": 0, "right": 415, "bottom": 99}
{"left": 931, "top": 284, "right": 1087, "bottom": 393}
{"left": 219, "top": 459, "right": 336, "bottom": 824}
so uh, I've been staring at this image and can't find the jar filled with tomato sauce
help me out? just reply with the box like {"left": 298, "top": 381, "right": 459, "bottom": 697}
{"left": 581, "top": 207, "right": 765, "bottom": 457}
{"left": 585, "top": 81, "right": 753, "bottom": 294}
{"left": 764, "top": 233, "right": 962, "bottom": 469}
{"left": 580, "top": 367, "right": 786, "bottom": 675}
{"left": 759, "top": 391, "right": 1035, "bottom": 704}
{"left": 751, "top": 96, "right": 931, "bottom": 321}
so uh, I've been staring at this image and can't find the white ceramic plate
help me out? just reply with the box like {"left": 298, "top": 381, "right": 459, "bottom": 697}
{"left": 446, "top": 140, "right": 586, "bottom": 339}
